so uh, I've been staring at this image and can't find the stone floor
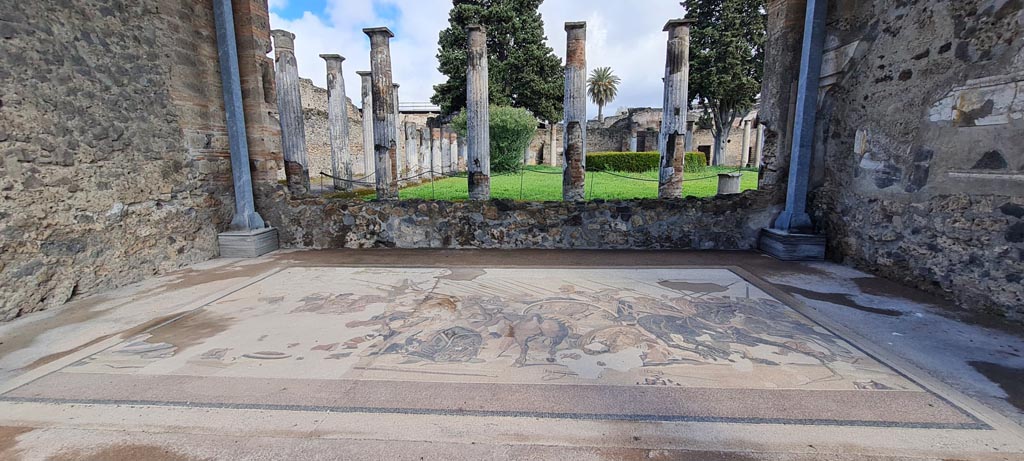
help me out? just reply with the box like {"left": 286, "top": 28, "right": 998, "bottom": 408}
{"left": 0, "top": 250, "right": 1022, "bottom": 460}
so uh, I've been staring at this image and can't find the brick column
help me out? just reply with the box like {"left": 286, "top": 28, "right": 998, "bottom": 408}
{"left": 356, "top": 71, "right": 374, "bottom": 183}
{"left": 271, "top": 29, "right": 310, "bottom": 195}
{"left": 563, "top": 22, "right": 587, "bottom": 199}
{"left": 658, "top": 19, "right": 693, "bottom": 199}
{"left": 363, "top": 27, "right": 398, "bottom": 200}
{"left": 320, "top": 54, "right": 352, "bottom": 191}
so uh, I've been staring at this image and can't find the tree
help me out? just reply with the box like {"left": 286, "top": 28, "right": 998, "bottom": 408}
{"left": 432, "top": 0, "right": 564, "bottom": 124}
{"left": 587, "top": 67, "right": 621, "bottom": 123}
{"left": 684, "top": 0, "right": 765, "bottom": 166}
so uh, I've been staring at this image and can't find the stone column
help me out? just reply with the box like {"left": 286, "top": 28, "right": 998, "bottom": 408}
{"left": 392, "top": 83, "right": 402, "bottom": 179}
{"left": 563, "top": 22, "right": 587, "bottom": 197}
{"left": 418, "top": 127, "right": 431, "bottom": 174}
{"left": 458, "top": 138, "right": 468, "bottom": 171}
{"left": 440, "top": 127, "right": 452, "bottom": 173}
{"left": 213, "top": 0, "right": 265, "bottom": 231}
{"left": 548, "top": 122, "right": 559, "bottom": 166}
{"left": 404, "top": 122, "right": 418, "bottom": 177}
{"left": 466, "top": 26, "right": 492, "bottom": 198}
{"left": 684, "top": 120, "right": 695, "bottom": 152}
{"left": 450, "top": 133, "right": 460, "bottom": 172}
{"left": 320, "top": 54, "right": 352, "bottom": 191}
{"left": 356, "top": 71, "right": 375, "bottom": 183}
{"left": 773, "top": 0, "right": 827, "bottom": 233}
{"left": 271, "top": 30, "right": 310, "bottom": 195}
{"left": 563, "top": 121, "right": 585, "bottom": 201}
{"left": 629, "top": 123, "right": 639, "bottom": 152}
{"left": 741, "top": 119, "right": 752, "bottom": 167}
{"left": 754, "top": 122, "right": 765, "bottom": 167}
{"left": 430, "top": 127, "right": 442, "bottom": 174}
{"left": 363, "top": 27, "right": 398, "bottom": 200}
{"left": 658, "top": 19, "right": 693, "bottom": 199}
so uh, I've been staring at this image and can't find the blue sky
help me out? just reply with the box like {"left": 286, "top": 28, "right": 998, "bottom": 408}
{"left": 267, "top": 0, "right": 688, "bottom": 115}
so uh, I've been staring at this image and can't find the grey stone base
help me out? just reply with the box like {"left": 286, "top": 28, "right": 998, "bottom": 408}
{"left": 759, "top": 228, "right": 826, "bottom": 261}
{"left": 218, "top": 227, "right": 279, "bottom": 258}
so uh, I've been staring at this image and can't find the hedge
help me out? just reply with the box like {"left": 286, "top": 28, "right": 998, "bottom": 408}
{"left": 586, "top": 151, "right": 707, "bottom": 173}
{"left": 452, "top": 106, "right": 537, "bottom": 173}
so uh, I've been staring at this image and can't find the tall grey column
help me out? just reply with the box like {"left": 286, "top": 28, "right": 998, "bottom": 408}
{"left": 430, "top": 128, "right": 442, "bottom": 174}
{"left": 363, "top": 27, "right": 398, "bottom": 200}
{"left": 563, "top": 121, "right": 585, "bottom": 201}
{"left": 466, "top": 25, "right": 491, "bottom": 199}
{"left": 684, "top": 120, "right": 695, "bottom": 152}
{"left": 774, "top": 0, "right": 828, "bottom": 233}
{"left": 404, "top": 122, "right": 418, "bottom": 176}
{"left": 357, "top": 71, "right": 374, "bottom": 183}
{"left": 563, "top": 22, "right": 587, "bottom": 197}
{"left": 418, "top": 127, "right": 431, "bottom": 174}
{"left": 548, "top": 123, "right": 559, "bottom": 166}
{"left": 213, "top": 0, "right": 265, "bottom": 231}
{"left": 450, "top": 133, "right": 460, "bottom": 171}
{"left": 755, "top": 122, "right": 765, "bottom": 167}
{"left": 392, "top": 83, "right": 402, "bottom": 178}
{"left": 458, "top": 137, "right": 468, "bottom": 171}
{"left": 741, "top": 119, "right": 753, "bottom": 167}
{"left": 629, "top": 123, "right": 639, "bottom": 152}
{"left": 658, "top": 19, "right": 693, "bottom": 199}
{"left": 321, "top": 54, "right": 352, "bottom": 191}
{"left": 271, "top": 30, "right": 310, "bottom": 195}
{"left": 440, "top": 127, "right": 452, "bottom": 173}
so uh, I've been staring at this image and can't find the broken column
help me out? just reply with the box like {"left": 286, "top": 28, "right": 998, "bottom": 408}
{"left": 563, "top": 22, "right": 587, "bottom": 198}
{"left": 563, "top": 121, "right": 585, "bottom": 201}
{"left": 357, "top": 71, "right": 374, "bottom": 183}
{"left": 418, "top": 127, "right": 431, "bottom": 174}
{"left": 321, "top": 54, "right": 352, "bottom": 191}
{"left": 271, "top": 29, "right": 310, "bottom": 195}
{"left": 658, "top": 19, "right": 693, "bottom": 199}
{"left": 466, "top": 24, "right": 491, "bottom": 199}
{"left": 430, "top": 127, "right": 442, "bottom": 174}
{"left": 363, "top": 27, "right": 398, "bottom": 199}
{"left": 404, "top": 122, "right": 418, "bottom": 177}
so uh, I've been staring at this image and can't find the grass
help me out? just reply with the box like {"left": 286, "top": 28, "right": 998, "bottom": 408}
{"left": 366, "top": 166, "right": 759, "bottom": 201}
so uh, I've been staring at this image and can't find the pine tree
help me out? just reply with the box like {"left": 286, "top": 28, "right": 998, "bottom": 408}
{"left": 684, "top": 0, "right": 765, "bottom": 166}
{"left": 432, "top": 0, "right": 564, "bottom": 123}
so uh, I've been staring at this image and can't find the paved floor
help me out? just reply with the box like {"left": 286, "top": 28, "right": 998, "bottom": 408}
{"left": 1, "top": 250, "right": 1022, "bottom": 460}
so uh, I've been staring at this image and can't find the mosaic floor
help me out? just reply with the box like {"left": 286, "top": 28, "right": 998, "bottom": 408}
{"left": 2, "top": 267, "right": 984, "bottom": 428}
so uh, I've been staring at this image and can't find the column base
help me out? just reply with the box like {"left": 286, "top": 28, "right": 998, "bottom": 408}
{"left": 758, "top": 228, "right": 825, "bottom": 261}
{"left": 218, "top": 227, "right": 279, "bottom": 259}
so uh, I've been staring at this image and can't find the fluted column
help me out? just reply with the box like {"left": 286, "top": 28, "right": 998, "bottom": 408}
{"left": 404, "top": 122, "right": 418, "bottom": 177}
{"left": 363, "top": 27, "right": 398, "bottom": 200}
{"left": 440, "top": 127, "right": 452, "bottom": 173}
{"left": 392, "top": 83, "right": 402, "bottom": 179}
{"left": 563, "top": 121, "right": 585, "bottom": 201}
{"left": 755, "top": 122, "right": 765, "bottom": 167}
{"left": 271, "top": 29, "right": 310, "bottom": 195}
{"left": 418, "top": 127, "right": 431, "bottom": 174}
{"left": 467, "top": 27, "right": 491, "bottom": 201}
{"left": 357, "top": 71, "right": 374, "bottom": 183}
{"left": 741, "top": 119, "right": 753, "bottom": 167}
{"left": 548, "top": 122, "right": 559, "bottom": 166}
{"left": 563, "top": 22, "right": 587, "bottom": 198}
{"left": 658, "top": 19, "right": 693, "bottom": 199}
{"left": 430, "top": 127, "right": 442, "bottom": 174}
{"left": 320, "top": 54, "right": 352, "bottom": 191}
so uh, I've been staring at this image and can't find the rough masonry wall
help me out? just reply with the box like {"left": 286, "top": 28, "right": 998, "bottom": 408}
{"left": 256, "top": 185, "right": 781, "bottom": 250}
{"left": 764, "top": 0, "right": 1024, "bottom": 320}
{"left": 0, "top": 0, "right": 271, "bottom": 321}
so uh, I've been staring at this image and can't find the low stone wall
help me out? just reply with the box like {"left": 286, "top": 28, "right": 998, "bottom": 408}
{"left": 257, "top": 187, "right": 783, "bottom": 250}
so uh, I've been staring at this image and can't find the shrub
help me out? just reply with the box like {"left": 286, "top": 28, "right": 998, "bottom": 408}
{"left": 587, "top": 152, "right": 660, "bottom": 172}
{"left": 585, "top": 151, "right": 709, "bottom": 173}
{"left": 452, "top": 105, "right": 537, "bottom": 174}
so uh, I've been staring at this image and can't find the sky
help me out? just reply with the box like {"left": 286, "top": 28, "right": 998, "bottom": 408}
{"left": 267, "top": 0, "right": 687, "bottom": 116}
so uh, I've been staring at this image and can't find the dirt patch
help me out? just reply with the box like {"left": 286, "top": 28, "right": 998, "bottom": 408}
{"left": 22, "top": 334, "right": 115, "bottom": 371}
{"left": 149, "top": 260, "right": 279, "bottom": 295}
{"left": 771, "top": 283, "right": 904, "bottom": 317}
{"left": 48, "top": 443, "right": 204, "bottom": 461}
{"left": 0, "top": 426, "right": 32, "bottom": 460}
{"left": 970, "top": 361, "right": 1024, "bottom": 412}
{"left": 144, "top": 312, "right": 236, "bottom": 353}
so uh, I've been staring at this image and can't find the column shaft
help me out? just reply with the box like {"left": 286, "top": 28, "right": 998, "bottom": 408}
{"left": 548, "top": 123, "right": 559, "bottom": 166}
{"left": 363, "top": 27, "right": 398, "bottom": 200}
{"left": 563, "top": 22, "right": 587, "bottom": 198}
{"left": 741, "top": 120, "right": 752, "bottom": 167}
{"left": 357, "top": 71, "right": 374, "bottom": 183}
{"left": 321, "top": 54, "right": 352, "bottom": 191}
{"left": 271, "top": 30, "right": 310, "bottom": 195}
{"left": 404, "top": 122, "right": 418, "bottom": 177}
{"left": 755, "top": 123, "right": 766, "bottom": 167}
{"left": 430, "top": 128, "right": 442, "bottom": 174}
{"left": 418, "top": 128, "right": 431, "bottom": 174}
{"left": 658, "top": 19, "right": 693, "bottom": 199}
{"left": 684, "top": 120, "right": 695, "bottom": 152}
{"left": 393, "top": 84, "right": 402, "bottom": 179}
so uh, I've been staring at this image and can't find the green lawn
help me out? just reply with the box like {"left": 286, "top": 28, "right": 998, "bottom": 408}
{"left": 385, "top": 166, "right": 758, "bottom": 201}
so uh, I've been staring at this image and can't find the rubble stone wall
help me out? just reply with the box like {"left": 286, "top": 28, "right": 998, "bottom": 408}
{"left": 762, "top": 0, "right": 1024, "bottom": 320}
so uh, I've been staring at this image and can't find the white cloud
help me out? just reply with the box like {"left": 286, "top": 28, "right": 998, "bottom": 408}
{"left": 268, "top": 0, "right": 687, "bottom": 117}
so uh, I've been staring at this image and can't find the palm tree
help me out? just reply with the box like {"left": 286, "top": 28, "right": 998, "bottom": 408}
{"left": 587, "top": 67, "right": 621, "bottom": 123}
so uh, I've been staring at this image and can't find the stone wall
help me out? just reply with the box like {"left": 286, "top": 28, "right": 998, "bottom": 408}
{"left": 256, "top": 186, "right": 782, "bottom": 250}
{"left": 0, "top": 0, "right": 278, "bottom": 321}
{"left": 762, "top": 0, "right": 1024, "bottom": 321}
